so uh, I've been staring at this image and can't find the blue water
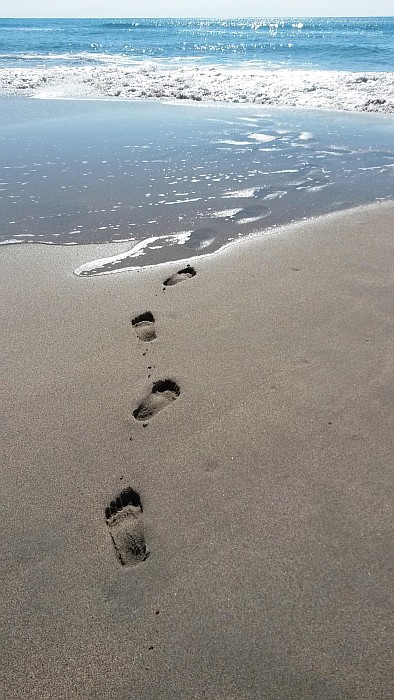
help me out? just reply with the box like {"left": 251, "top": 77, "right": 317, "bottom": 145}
{"left": 1, "top": 97, "right": 393, "bottom": 268}
{"left": 0, "top": 17, "right": 393, "bottom": 71}
{"left": 0, "top": 18, "right": 393, "bottom": 261}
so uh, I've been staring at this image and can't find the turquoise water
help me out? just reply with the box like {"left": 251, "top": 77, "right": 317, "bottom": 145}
{"left": 1, "top": 17, "right": 393, "bottom": 109}
{"left": 1, "top": 17, "right": 393, "bottom": 71}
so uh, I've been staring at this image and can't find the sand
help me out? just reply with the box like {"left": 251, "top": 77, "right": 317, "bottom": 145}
{"left": 1, "top": 201, "right": 393, "bottom": 699}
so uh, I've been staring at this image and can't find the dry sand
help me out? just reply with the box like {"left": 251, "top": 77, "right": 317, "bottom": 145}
{"left": 1, "top": 202, "right": 393, "bottom": 699}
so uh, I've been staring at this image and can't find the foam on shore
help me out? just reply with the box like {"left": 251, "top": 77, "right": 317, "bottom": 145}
{"left": 1, "top": 64, "right": 393, "bottom": 112}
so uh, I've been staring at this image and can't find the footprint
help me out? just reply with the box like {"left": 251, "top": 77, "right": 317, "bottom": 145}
{"left": 133, "top": 379, "right": 180, "bottom": 421}
{"left": 105, "top": 487, "right": 148, "bottom": 566}
{"left": 132, "top": 311, "right": 156, "bottom": 342}
{"left": 163, "top": 266, "right": 196, "bottom": 287}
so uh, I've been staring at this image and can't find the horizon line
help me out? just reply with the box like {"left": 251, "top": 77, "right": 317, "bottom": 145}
{"left": 2, "top": 14, "right": 393, "bottom": 19}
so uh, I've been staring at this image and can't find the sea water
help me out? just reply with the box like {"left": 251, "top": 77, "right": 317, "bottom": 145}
{"left": 0, "top": 18, "right": 393, "bottom": 272}
{"left": 1, "top": 17, "right": 393, "bottom": 71}
{"left": 0, "top": 17, "right": 393, "bottom": 110}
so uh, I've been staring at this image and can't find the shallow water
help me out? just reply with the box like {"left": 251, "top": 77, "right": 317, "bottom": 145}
{"left": 1, "top": 98, "right": 393, "bottom": 274}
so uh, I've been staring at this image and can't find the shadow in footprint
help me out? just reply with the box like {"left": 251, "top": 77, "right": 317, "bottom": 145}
{"left": 132, "top": 311, "right": 156, "bottom": 341}
{"left": 133, "top": 379, "right": 180, "bottom": 421}
{"left": 105, "top": 487, "right": 148, "bottom": 566}
{"left": 163, "top": 266, "right": 196, "bottom": 287}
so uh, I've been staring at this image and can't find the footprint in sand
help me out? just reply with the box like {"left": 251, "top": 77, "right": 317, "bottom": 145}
{"left": 133, "top": 379, "right": 180, "bottom": 421}
{"left": 132, "top": 311, "right": 156, "bottom": 341}
{"left": 105, "top": 487, "right": 148, "bottom": 566}
{"left": 163, "top": 265, "right": 196, "bottom": 287}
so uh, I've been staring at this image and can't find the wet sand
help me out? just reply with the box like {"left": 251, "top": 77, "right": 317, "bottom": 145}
{"left": 2, "top": 98, "right": 394, "bottom": 257}
{"left": 1, "top": 202, "right": 393, "bottom": 699}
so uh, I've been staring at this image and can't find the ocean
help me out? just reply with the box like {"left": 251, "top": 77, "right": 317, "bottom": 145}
{"left": 2, "top": 17, "right": 393, "bottom": 69}
{"left": 0, "top": 17, "right": 393, "bottom": 270}
{"left": 0, "top": 17, "right": 393, "bottom": 109}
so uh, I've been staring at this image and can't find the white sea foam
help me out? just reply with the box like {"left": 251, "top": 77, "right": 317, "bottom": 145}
{"left": 237, "top": 215, "right": 266, "bottom": 224}
{"left": 298, "top": 131, "right": 315, "bottom": 141}
{"left": 307, "top": 184, "right": 332, "bottom": 192}
{"left": 222, "top": 187, "right": 256, "bottom": 198}
{"left": 74, "top": 231, "right": 192, "bottom": 276}
{"left": 197, "top": 238, "right": 215, "bottom": 249}
{"left": 248, "top": 133, "right": 277, "bottom": 142}
{"left": 237, "top": 117, "right": 261, "bottom": 123}
{"left": 173, "top": 231, "right": 192, "bottom": 244}
{"left": 0, "top": 64, "right": 393, "bottom": 113}
{"left": 211, "top": 208, "right": 243, "bottom": 217}
{"left": 74, "top": 237, "right": 158, "bottom": 274}
{"left": 0, "top": 239, "right": 24, "bottom": 245}
{"left": 164, "top": 197, "right": 201, "bottom": 205}
{"left": 217, "top": 139, "right": 252, "bottom": 145}
{"left": 263, "top": 191, "right": 287, "bottom": 200}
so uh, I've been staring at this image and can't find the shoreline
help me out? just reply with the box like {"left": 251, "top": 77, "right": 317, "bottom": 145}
{"left": 2, "top": 97, "right": 393, "bottom": 255}
{"left": 4, "top": 92, "right": 394, "bottom": 118}
{"left": 2, "top": 200, "right": 393, "bottom": 276}
{"left": 72, "top": 199, "right": 394, "bottom": 276}
{"left": 1, "top": 66, "right": 394, "bottom": 113}
{"left": 1, "top": 200, "right": 393, "bottom": 698}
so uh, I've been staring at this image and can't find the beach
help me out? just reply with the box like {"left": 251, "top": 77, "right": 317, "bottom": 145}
{"left": 1, "top": 201, "right": 393, "bottom": 699}
{"left": 1, "top": 15, "right": 394, "bottom": 698}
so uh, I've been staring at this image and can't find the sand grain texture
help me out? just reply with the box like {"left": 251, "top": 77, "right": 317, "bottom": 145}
{"left": 0, "top": 203, "right": 393, "bottom": 699}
